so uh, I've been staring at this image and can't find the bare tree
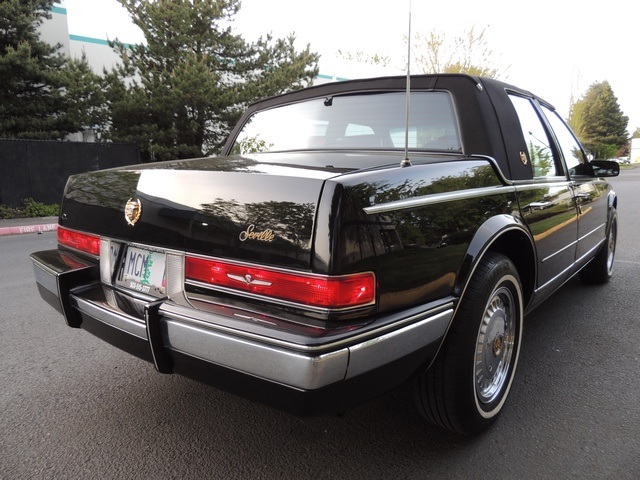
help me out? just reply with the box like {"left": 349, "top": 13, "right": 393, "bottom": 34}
{"left": 337, "top": 50, "right": 392, "bottom": 68}
{"left": 411, "top": 25, "right": 507, "bottom": 79}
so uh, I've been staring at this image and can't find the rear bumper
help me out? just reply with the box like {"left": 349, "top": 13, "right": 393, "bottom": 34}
{"left": 31, "top": 249, "right": 453, "bottom": 415}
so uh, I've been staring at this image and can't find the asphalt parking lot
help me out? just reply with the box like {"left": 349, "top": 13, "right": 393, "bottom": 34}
{"left": 1, "top": 169, "right": 638, "bottom": 479}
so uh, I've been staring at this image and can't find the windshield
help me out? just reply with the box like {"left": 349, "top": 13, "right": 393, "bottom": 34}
{"left": 230, "top": 92, "right": 461, "bottom": 155}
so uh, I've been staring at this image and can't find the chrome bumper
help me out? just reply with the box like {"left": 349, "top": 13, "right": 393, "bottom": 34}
{"left": 32, "top": 249, "right": 453, "bottom": 392}
{"left": 160, "top": 302, "right": 452, "bottom": 390}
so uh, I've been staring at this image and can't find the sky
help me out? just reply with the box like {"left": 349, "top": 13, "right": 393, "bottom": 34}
{"left": 60, "top": 0, "right": 638, "bottom": 133}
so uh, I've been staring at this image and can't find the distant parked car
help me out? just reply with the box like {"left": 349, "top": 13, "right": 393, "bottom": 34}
{"left": 610, "top": 157, "right": 630, "bottom": 164}
{"left": 31, "top": 74, "right": 620, "bottom": 435}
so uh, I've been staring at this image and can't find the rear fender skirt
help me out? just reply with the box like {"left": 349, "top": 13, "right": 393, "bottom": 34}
{"left": 454, "top": 214, "right": 535, "bottom": 300}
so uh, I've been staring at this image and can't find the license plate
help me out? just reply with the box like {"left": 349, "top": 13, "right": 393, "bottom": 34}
{"left": 116, "top": 245, "right": 166, "bottom": 296}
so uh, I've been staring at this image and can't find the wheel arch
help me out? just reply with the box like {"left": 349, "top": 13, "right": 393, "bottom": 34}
{"left": 608, "top": 190, "right": 617, "bottom": 210}
{"left": 607, "top": 191, "right": 618, "bottom": 230}
{"left": 455, "top": 215, "right": 536, "bottom": 310}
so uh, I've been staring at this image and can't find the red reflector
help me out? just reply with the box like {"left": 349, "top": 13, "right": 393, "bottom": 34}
{"left": 58, "top": 226, "right": 100, "bottom": 256}
{"left": 185, "top": 256, "right": 375, "bottom": 309}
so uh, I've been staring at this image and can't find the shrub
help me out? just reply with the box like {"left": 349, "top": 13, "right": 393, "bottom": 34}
{"left": 0, "top": 204, "right": 21, "bottom": 219}
{"left": 22, "top": 198, "right": 60, "bottom": 217}
{"left": 0, "top": 199, "right": 60, "bottom": 219}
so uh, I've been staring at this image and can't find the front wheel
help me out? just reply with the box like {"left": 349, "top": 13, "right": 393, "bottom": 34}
{"left": 580, "top": 212, "right": 617, "bottom": 284}
{"left": 414, "top": 252, "right": 524, "bottom": 435}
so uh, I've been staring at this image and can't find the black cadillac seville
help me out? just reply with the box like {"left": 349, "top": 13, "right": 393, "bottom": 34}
{"left": 31, "top": 74, "right": 619, "bottom": 434}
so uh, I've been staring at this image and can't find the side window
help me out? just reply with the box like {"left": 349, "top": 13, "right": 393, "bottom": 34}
{"left": 509, "top": 94, "right": 560, "bottom": 177}
{"left": 540, "top": 105, "right": 589, "bottom": 176}
{"left": 345, "top": 124, "right": 375, "bottom": 136}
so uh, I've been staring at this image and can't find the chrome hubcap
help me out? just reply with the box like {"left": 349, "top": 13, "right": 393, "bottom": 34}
{"left": 606, "top": 224, "right": 616, "bottom": 274}
{"left": 475, "top": 286, "right": 516, "bottom": 404}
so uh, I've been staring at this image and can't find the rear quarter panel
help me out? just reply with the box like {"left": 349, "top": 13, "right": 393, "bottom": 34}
{"left": 315, "top": 159, "right": 518, "bottom": 312}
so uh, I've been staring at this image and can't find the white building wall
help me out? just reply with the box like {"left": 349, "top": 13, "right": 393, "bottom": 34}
{"left": 69, "top": 35, "right": 126, "bottom": 73}
{"left": 631, "top": 138, "right": 640, "bottom": 164}
{"left": 43, "top": 4, "right": 126, "bottom": 73}
{"left": 39, "top": 5, "right": 133, "bottom": 141}
{"left": 38, "top": 5, "right": 71, "bottom": 57}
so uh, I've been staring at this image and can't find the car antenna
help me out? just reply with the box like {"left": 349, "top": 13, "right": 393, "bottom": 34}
{"left": 400, "top": 0, "right": 412, "bottom": 168}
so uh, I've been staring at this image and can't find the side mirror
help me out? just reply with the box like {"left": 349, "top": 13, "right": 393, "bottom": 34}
{"left": 590, "top": 160, "right": 620, "bottom": 177}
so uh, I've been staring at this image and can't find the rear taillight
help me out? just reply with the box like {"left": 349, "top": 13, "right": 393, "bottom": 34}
{"left": 185, "top": 256, "right": 375, "bottom": 310}
{"left": 58, "top": 226, "right": 100, "bottom": 257}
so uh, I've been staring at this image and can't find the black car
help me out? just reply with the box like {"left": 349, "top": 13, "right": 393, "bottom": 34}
{"left": 32, "top": 74, "right": 619, "bottom": 434}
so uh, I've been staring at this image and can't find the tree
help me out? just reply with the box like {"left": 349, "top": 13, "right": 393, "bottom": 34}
{"left": 412, "top": 25, "right": 507, "bottom": 79}
{"left": 0, "top": 0, "right": 101, "bottom": 139}
{"left": 338, "top": 25, "right": 507, "bottom": 79}
{"left": 568, "top": 81, "right": 628, "bottom": 159}
{"left": 337, "top": 50, "right": 392, "bottom": 67}
{"left": 101, "top": 0, "right": 319, "bottom": 162}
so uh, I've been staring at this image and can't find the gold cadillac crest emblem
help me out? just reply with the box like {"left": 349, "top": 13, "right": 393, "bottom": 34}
{"left": 124, "top": 198, "right": 142, "bottom": 226}
{"left": 519, "top": 151, "right": 528, "bottom": 165}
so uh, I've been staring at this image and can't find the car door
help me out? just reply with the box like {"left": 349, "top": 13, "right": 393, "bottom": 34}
{"left": 540, "top": 105, "right": 611, "bottom": 264}
{"left": 508, "top": 94, "right": 579, "bottom": 292}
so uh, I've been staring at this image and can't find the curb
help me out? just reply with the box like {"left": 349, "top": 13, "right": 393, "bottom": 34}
{"left": 0, "top": 222, "right": 58, "bottom": 237}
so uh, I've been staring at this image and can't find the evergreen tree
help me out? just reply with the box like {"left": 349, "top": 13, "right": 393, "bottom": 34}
{"left": 568, "top": 81, "right": 628, "bottom": 159}
{"left": 0, "top": 0, "right": 101, "bottom": 139}
{"left": 102, "top": 0, "right": 319, "bottom": 161}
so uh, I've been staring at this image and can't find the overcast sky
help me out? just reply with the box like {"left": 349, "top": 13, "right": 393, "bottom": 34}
{"left": 61, "top": 0, "right": 638, "bottom": 133}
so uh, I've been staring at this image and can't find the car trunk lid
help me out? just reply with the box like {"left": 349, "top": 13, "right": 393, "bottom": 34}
{"left": 60, "top": 156, "right": 341, "bottom": 270}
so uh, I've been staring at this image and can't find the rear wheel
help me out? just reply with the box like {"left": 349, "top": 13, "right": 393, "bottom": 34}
{"left": 580, "top": 212, "right": 617, "bottom": 284}
{"left": 414, "top": 252, "right": 523, "bottom": 435}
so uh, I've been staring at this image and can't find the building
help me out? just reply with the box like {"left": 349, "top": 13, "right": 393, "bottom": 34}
{"left": 37, "top": 3, "right": 401, "bottom": 143}
{"left": 39, "top": 3, "right": 400, "bottom": 98}
{"left": 630, "top": 138, "right": 640, "bottom": 164}
{"left": 39, "top": 4, "right": 127, "bottom": 76}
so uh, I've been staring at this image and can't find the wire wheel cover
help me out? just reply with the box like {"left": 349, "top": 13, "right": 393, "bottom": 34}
{"left": 474, "top": 285, "right": 516, "bottom": 404}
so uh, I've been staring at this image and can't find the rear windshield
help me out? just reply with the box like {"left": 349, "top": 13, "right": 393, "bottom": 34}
{"left": 230, "top": 91, "right": 461, "bottom": 154}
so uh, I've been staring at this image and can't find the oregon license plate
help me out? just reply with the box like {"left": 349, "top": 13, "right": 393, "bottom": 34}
{"left": 117, "top": 245, "right": 166, "bottom": 296}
